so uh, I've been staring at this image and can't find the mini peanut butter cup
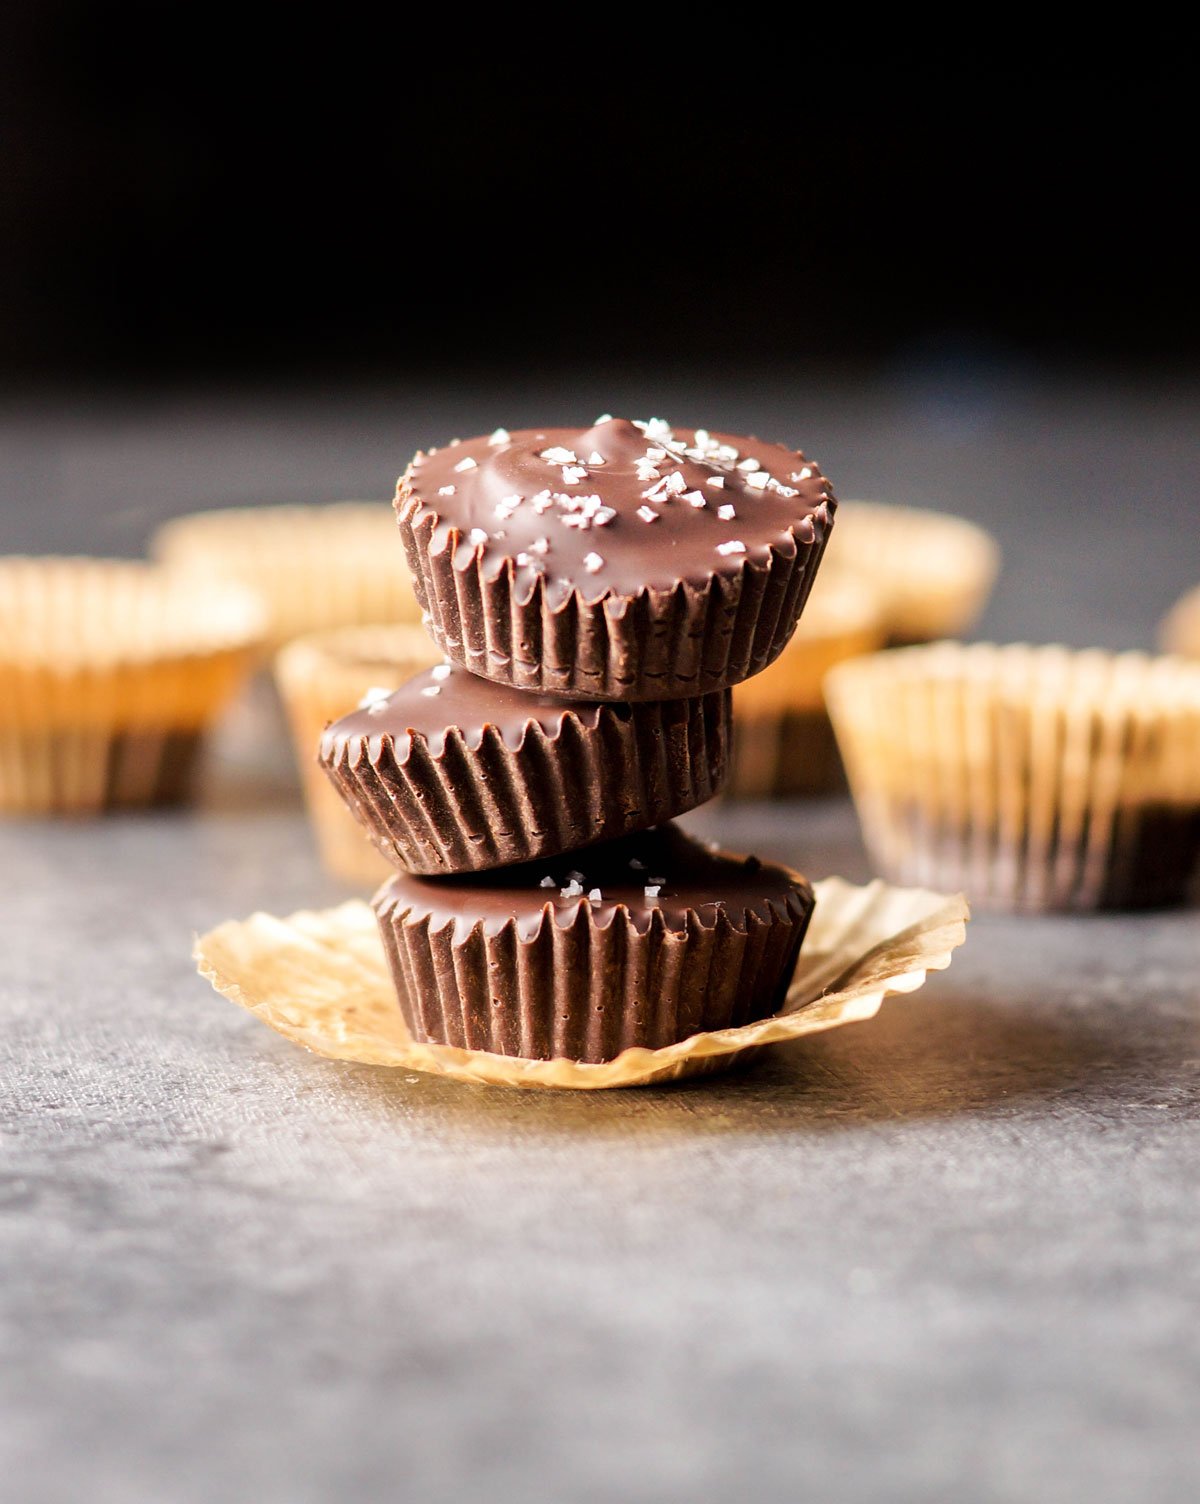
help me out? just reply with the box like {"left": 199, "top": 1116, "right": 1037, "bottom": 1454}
{"left": 372, "top": 824, "right": 815, "bottom": 1062}
{"left": 321, "top": 663, "right": 730, "bottom": 875}
{"left": 394, "top": 418, "right": 835, "bottom": 701}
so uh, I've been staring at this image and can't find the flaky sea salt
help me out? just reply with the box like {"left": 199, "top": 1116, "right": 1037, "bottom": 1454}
{"left": 588, "top": 888, "right": 602, "bottom": 904}
{"left": 488, "top": 428, "right": 510, "bottom": 446}
{"left": 453, "top": 456, "right": 477, "bottom": 472}
{"left": 583, "top": 552, "right": 604, "bottom": 573}
{"left": 420, "top": 685, "right": 441, "bottom": 697}
{"left": 468, "top": 527, "right": 488, "bottom": 546}
{"left": 540, "top": 446, "right": 577, "bottom": 464}
{"left": 560, "top": 880, "right": 584, "bottom": 898}
{"left": 705, "top": 475, "right": 725, "bottom": 488}
{"left": 437, "top": 485, "right": 456, "bottom": 497}
{"left": 717, "top": 504, "right": 736, "bottom": 520}
{"left": 717, "top": 540, "right": 746, "bottom": 556}
{"left": 539, "top": 876, "right": 556, "bottom": 888}
{"left": 432, "top": 663, "right": 452, "bottom": 681}
{"left": 358, "top": 686, "right": 392, "bottom": 711}
{"left": 637, "top": 506, "right": 659, "bottom": 523}
{"left": 744, "top": 470, "right": 771, "bottom": 491}
{"left": 644, "top": 885, "right": 661, "bottom": 898}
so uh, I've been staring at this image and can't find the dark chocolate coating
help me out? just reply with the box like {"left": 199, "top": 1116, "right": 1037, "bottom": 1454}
{"left": 321, "top": 666, "right": 730, "bottom": 875}
{"left": 375, "top": 824, "right": 811, "bottom": 938}
{"left": 401, "top": 417, "right": 833, "bottom": 605}
{"left": 373, "top": 825, "right": 816, "bottom": 1062}
{"left": 394, "top": 417, "right": 836, "bottom": 700}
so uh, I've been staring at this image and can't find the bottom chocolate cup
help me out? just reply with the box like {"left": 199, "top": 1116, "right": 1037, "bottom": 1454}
{"left": 372, "top": 824, "right": 815, "bottom": 1063}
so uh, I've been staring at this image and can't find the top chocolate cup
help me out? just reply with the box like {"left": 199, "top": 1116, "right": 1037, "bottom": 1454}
{"left": 394, "top": 417, "right": 836, "bottom": 701}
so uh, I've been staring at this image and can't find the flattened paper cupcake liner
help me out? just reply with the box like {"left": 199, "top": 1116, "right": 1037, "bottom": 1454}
{"left": 194, "top": 877, "right": 969, "bottom": 1090}
{"left": 826, "top": 642, "right": 1200, "bottom": 912}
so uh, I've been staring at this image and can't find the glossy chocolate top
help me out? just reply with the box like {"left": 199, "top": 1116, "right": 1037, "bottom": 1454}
{"left": 321, "top": 662, "right": 613, "bottom": 761}
{"left": 374, "top": 824, "right": 813, "bottom": 941}
{"left": 396, "top": 416, "right": 834, "bottom": 603}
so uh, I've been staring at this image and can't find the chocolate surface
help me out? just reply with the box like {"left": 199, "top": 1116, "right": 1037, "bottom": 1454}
{"left": 321, "top": 662, "right": 608, "bottom": 762}
{"left": 321, "top": 670, "right": 731, "bottom": 875}
{"left": 397, "top": 417, "right": 834, "bottom": 605}
{"left": 374, "top": 824, "right": 812, "bottom": 941}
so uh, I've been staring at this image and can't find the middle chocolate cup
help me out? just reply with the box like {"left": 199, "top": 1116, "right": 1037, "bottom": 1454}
{"left": 320, "top": 662, "right": 731, "bottom": 876}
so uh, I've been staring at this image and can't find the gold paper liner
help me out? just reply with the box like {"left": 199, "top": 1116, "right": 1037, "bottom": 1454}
{"left": 152, "top": 502, "right": 424, "bottom": 650}
{"left": 273, "top": 624, "right": 443, "bottom": 885}
{"left": 397, "top": 484, "right": 834, "bottom": 701}
{"left": 728, "top": 575, "right": 884, "bottom": 797}
{"left": 1160, "top": 584, "right": 1200, "bottom": 658}
{"left": 194, "top": 877, "right": 969, "bottom": 1089}
{"left": 324, "top": 690, "right": 731, "bottom": 875}
{"left": 822, "top": 501, "right": 1000, "bottom": 644}
{"left": 0, "top": 557, "right": 265, "bottom": 814}
{"left": 826, "top": 642, "right": 1200, "bottom": 912}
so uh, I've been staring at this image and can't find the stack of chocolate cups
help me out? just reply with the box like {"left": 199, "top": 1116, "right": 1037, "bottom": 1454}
{"left": 318, "top": 419, "right": 837, "bottom": 1063}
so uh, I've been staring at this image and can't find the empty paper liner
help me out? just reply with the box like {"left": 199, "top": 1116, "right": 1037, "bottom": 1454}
{"left": 826, "top": 642, "right": 1200, "bottom": 912}
{"left": 0, "top": 556, "right": 265, "bottom": 814}
{"left": 1160, "top": 584, "right": 1200, "bottom": 659}
{"left": 823, "top": 501, "right": 999, "bottom": 644}
{"left": 194, "top": 877, "right": 969, "bottom": 1090}
{"left": 153, "top": 501, "right": 424, "bottom": 649}
{"left": 273, "top": 624, "right": 444, "bottom": 885}
{"left": 728, "top": 574, "right": 884, "bottom": 797}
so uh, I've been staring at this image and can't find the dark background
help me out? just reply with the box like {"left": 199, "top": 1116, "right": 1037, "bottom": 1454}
{"left": 2, "top": 14, "right": 1196, "bottom": 388}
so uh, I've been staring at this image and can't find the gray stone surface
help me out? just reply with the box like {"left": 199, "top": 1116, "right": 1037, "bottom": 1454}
{"left": 2, "top": 378, "right": 1199, "bottom": 1503}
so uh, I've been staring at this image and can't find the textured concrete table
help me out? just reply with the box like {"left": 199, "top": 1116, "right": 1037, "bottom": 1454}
{"left": 3, "top": 376, "right": 1199, "bottom": 1503}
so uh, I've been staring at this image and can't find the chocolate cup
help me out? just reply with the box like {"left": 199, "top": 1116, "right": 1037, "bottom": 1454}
{"left": 322, "top": 683, "right": 731, "bottom": 875}
{"left": 396, "top": 501, "right": 831, "bottom": 702}
{"left": 371, "top": 827, "right": 816, "bottom": 1062}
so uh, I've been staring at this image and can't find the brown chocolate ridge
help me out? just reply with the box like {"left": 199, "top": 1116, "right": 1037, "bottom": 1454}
{"left": 372, "top": 826, "right": 815, "bottom": 1061}
{"left": 395, "top": 418, "right": 835, "bottom": 700}
{"left": 321, "top": 670, "right": 731, "bottom": 874}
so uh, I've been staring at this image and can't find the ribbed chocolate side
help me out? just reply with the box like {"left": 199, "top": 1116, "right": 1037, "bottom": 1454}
{"left": 396, "top": 500, "right": 832, "bottom": 702}
{"left": 373, "top": 890, "right": 814, "bottom": 1063}
{"left": 322, "top": 691, "right": 731, "bottom": 875}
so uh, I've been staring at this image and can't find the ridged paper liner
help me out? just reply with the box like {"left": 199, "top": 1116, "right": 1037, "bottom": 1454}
{"left": 153, "top": 501, "right": 424, "bottom": 650}
{"left": 373, "top": 870, "right": 812, "bottom": 1061}
{"left": 322, "top": 690, "right": 730, "bottom": 875}
{"left": 728, "top": 575, "right": 884, "bottom": 797}
{"left": 822, "top": 501, "right": 1000, "bottom": 644}
{"left": 1160, "top": 584, "right": 1200, "bottom": 658}
{"left": 273, "top": 624, "right": 443, "bottom": 885}
{"left": 396, "top": 488, "right": 833, "bottom": 701}
{"left": 826, "top": 642, "right": 1200, "bottom": 912}
{"left": 0, "top": 557, "right": 265, "bottom": 814}
{"left": 194, "top": 876, "right": 969, "bottom": 1089}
